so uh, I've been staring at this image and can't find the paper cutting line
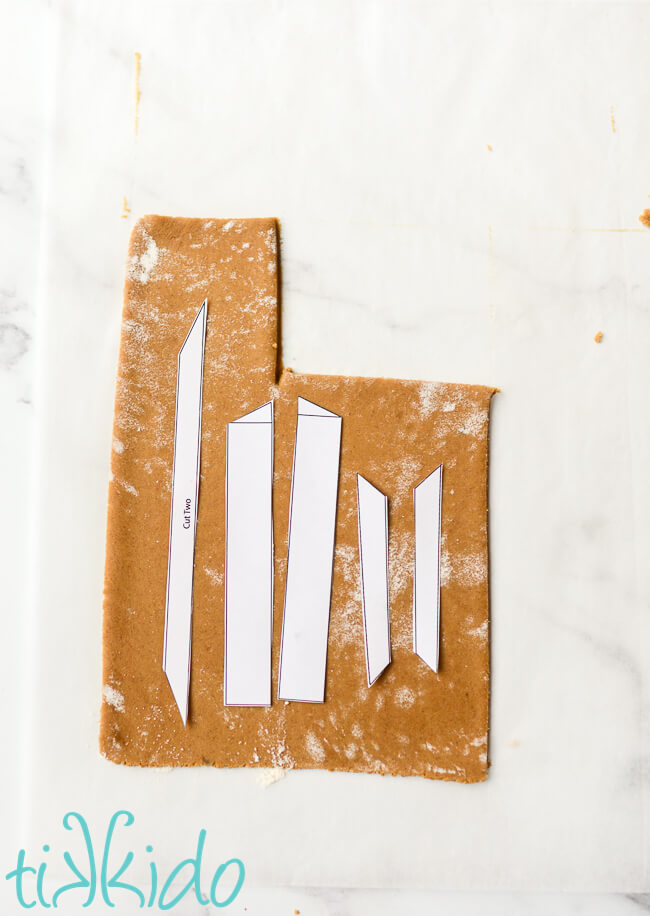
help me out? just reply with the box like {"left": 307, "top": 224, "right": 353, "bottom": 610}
{"left": 278, "top": 398, "right": 342, "bottom": 702}
{"left": 413, "top": 464, "right": 443, "bottom": 673}
{"left": 162, "top": 300, "right": 207, "bottom": 725}
{"left": 357, "top": 475, "right": 391, "bottom": 686}
{"left": 224, "top": 402, "right": 274, "bottom": 706}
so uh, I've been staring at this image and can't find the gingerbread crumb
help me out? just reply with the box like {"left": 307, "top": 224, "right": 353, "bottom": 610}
{"left": 639, "top": 209, "right": 650, "bottom": 229}
{"left": 594, "top": 331, "right": 603, "bottom": 343}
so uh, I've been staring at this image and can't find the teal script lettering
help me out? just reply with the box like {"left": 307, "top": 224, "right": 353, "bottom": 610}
{"left": 5, "top": 811, "right": 245, "bottom": 911}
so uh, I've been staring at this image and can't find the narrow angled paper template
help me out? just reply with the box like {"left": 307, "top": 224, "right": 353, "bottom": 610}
{"left": 163, "top": 300, "right": 207, "bottom": 724}
{"left": 224, "top": 401, "right": 274, "bottom": 706}
{"left": 278, "top": 397, "right": 342, "bottom": 702}
{"left": 413, "top": 464, "right": 443, "bottom": 672}
{"left": 357, "top": 475, "right": 391, "bottom": 686}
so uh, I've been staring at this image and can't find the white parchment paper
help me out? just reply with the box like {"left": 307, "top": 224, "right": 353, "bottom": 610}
{"left": 25, "top": 0, "right": 650, "bottom": 892}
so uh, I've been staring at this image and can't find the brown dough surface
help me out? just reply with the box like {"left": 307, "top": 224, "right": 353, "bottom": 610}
{"left": 101, "top": 215, "right": 496, "bottom": 783}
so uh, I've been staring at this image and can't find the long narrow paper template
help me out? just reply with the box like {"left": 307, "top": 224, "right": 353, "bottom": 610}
{"left": 278, "top": 397, "right": 342, "bottom": 702}
{"left": 224, "top": 402, "right": 274, "bottom": 706}
{"left": 162, "top": 300, "right": 207, "bottom": 724}
{"left": 357, "top": 474, "right": 391, "bottom": 686}
{"left": 413, "top": 464, "right": 443, "bottom": 672}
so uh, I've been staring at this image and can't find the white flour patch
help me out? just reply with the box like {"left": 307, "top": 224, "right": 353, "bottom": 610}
{"left": 440, "top": 533, "right": 452, "bottom": 587}
{"left": 386, "top": 455, "right": 422, "bottom": 506}
{"left": 256, "top": 767, "right": 287, "bottom": 788}
{"left": 428, "top": 764, "right": 458, "bottom": 776}
{"left": 388, "top": 529, "right": 412, "bottom": 610}
{"left": 129, "top": 228, "right": 159, "bottom": 283}
{"left": 394, "top": 686, "right": 416, "bottom": 708}
{"left": 440, "top": 537, "right": 486, "bottom": 589}
{"left": 454, "top": 552, "right": 487, "bottom": 587}
{"left": 103, "top": 684, "right": 125, "bottom": 713}
{"left": 329, "top": 544, "right": 362, "bottom": 646}
{"left": 417, "top": 381, "right": 445, "bottom": 418}
{"left": 467, "top": 620, "right": 488, "bottom": 641}
{"left": 458, "top": 406, "right": 488, "bottom": 438}
{"left": 140, "top": 456, "right": 170, "bottom": 478}
{"left": 469, "top": 735, "right": 488, "bottom": 747}
{"left": 112, "top": 438, "right": 125, "bottom": 454}
{"left": 204, "top": 567, "right": 223, "bottom": 587}
{"left": 417, "top": 382, "right": 462, "bottom": 419}
{"left": 304, "top": 732, "right": 326, "bottom": 763}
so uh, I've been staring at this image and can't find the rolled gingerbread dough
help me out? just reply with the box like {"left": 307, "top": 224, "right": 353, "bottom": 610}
{"left": 101, "top": 215, "right": 495, "bottom": 782}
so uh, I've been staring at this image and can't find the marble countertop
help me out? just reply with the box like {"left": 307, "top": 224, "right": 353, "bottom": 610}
{"left": 2, "top": 0, "right": 650, "bottom": 912}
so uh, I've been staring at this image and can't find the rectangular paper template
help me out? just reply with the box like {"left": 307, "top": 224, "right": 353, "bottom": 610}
{"left": 278, "top": 398, "right": 342, "bottom": 702}
{"left": 224, "top": 402, "right": 274, "bottom": 706}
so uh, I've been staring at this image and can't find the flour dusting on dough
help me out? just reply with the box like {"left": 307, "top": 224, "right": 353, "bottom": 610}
{"left": 418, "top": 382, "right": 462, "bottom": 419}
{"left": 204, "top": 567, "right": 223, "bottom": 587}
{"left": 103, "top": 684, "right": 125, "bottom": 713}
{"left": 417, "top": 381, "right": 445, "bottom": 417}
{"left": 394, "top": 686, "right": 416, "bottom": 708}
{"left": 467, "top": 620, "right": 489, "bottom": 641}
{"left": 388, "top": 531, "right": 412, "bottom": 649}
{"left": 453, "top": 551, "right": 487, "bottom": 587}
{"left": 129, "top": 228, "right": 159, "bottom": 283}
{"left": 440, "top": 536, "right": 486, "bottom": 589}
{"left": 458, "top": 406, "right": 488, "bottom": 438}
{"left": 329, "top": 544, "right": 362, "bottom": 646}
{"left": 417, "top": 382, "right": 488, "bottom": 441}
{"left": 304, "top": 732, "right": 326, "bottom": 763}
{"left": 440, "top": 535, "right": 452, "bottom": 587}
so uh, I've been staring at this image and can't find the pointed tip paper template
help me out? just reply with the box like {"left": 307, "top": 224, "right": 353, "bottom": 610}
{"left": 357, "top": 475, "right": 391, "bottom": 686}
{"left": 224, "top": 401, "right": 274, "bottom": 706}
{"left": 413, "top": 464, "right": 443, "bottom": 673}
{"left": 162, "top": 300, "right": 208, "bottom": 725}
{"left": 278, "top": 398, "right": 342, "bottom": 702}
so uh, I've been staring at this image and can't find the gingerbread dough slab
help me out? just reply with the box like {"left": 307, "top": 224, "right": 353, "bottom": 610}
{"left": 271, "top": 371, "right": 493, "bottom": 782}
{"left": 101, "top": 215, "right": 495, "bottom": 783}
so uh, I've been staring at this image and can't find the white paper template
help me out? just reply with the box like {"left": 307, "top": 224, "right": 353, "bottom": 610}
{"left": 356, "top": 475, "right": 391, "bottom": 686}
{"left": 413, "top": 465, "right": 443, "bottom": 673}
{"left": 224, "top": 401, "right": 274, "bottom": 706}
{"left": 278, "top": 397, "right": 342, "bottom": 702}
{"left": 162, "top": 301, "right": 207, "bottom": 724}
